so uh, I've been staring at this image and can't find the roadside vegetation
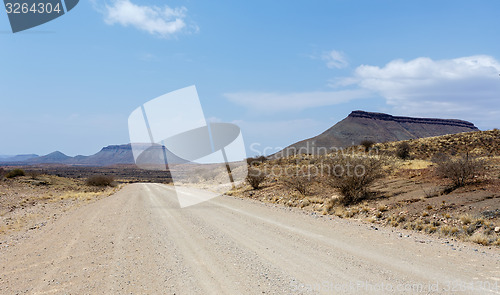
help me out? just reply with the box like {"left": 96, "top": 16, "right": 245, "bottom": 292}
{"left": 246, "top": 168, "right": 267, "bottom": 189}
{"left": 231, "top": 130, "right": 500, "bottom": 247}
{"left": 86, "top": 175, "right": 116, "bottom": 187}
{"left": 5, "top": 168, "right": 25, "bottom": 178}
{"left": 434, "top": 154, "right": 485, "bottom": 189}
{"left": 0, "top": 171, "right": 121, "bottom": 237}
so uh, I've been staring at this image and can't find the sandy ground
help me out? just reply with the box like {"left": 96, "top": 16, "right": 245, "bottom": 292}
{"left": 0, "top": 183, "right": 499, "bottom": 294}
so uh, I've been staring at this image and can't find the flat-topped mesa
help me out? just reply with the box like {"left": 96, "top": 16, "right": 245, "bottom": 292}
{"left": 100, "top": 144, "right": 133, "bottom": 151}
{"left": 275, "top": 110, "right": 480, "bottom": 157}
{"left": 348, "top": 111, "right": 478, "bottom": 129}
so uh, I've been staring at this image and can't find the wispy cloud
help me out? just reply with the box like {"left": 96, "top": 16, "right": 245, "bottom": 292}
{"left": 101, "top": 0, "right": 193, "bottom": 38}
{"left": 322, "top": 50, "right": 349, "bottom": 69}
{"left": 224, "top": 89, "right": 369, "bottom": 113}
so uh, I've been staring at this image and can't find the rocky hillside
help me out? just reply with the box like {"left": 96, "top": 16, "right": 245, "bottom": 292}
{"left": 278, "top": 110, "right": 479, "bottom": 156}
{"left": 375, "top": 129, "right": 500, "bottom": 159}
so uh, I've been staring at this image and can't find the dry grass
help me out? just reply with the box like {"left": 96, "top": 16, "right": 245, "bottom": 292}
{"left": 374, "top": 129, "right": 500, "bottom": 159}
{"left": 282, "top": 174, "right": 314, "bottom": 196}
{"left": 0, "top": 174, "right": 121, "bottom": 237}
{"left": 377, "top": 205, "right": 388, "bottom": 212}
{"left": 400, "top": 160, "right": 433, "bottom": 170}
{"left": 231, "top": 130, "right": 500, "bottom": 247}
{"left": 460, "top": 214, "right": 473, "bottom": 225}
{"left": 469, "top": 233, "right": 490, "bottom": 246}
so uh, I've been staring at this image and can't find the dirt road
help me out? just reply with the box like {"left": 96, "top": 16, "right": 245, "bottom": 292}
{"left": 1, "top": 183, "right": 499, "bottom": 294}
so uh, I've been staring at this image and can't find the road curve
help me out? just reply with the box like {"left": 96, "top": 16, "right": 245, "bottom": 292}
{"left": 0, "top": 183, "right": 499, "bottom": 294}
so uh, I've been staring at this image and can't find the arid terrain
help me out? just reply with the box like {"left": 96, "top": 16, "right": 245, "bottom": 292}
{"left": 1, "top": 183, "right": 499, "bottom": 294}
{"left": 232, "top": 130, "right": 500, "bottom": 247}
{"left": 0, "top": 130, "right": 499, "bottom": 294}
{"left": 0, "top": 172, "right": 121, "bottom": 246}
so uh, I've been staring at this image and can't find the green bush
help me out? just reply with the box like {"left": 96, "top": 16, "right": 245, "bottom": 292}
{"left": 86, "top": 175, "right": 115, "bottom": 187}
{"left": 6, "top": 168, "right": 25, "bottom": 178}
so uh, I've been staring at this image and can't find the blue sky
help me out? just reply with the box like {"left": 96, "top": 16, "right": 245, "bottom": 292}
{"left": 1, "top": 0, "right": 499, "bottom": 156}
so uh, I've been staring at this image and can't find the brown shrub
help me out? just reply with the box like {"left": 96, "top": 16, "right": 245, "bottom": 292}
{"left": 246, "top": 168, "right": 267, "bottom": 189}
{"left": 396, "top": 142, "right": 411, "bottom": 160}
{"left": 282, "top": 174, "right": 313, "bottom": 196}
{"left": 26, "top": 170, "right": 41, "bottom": 179}
{"left": 246, "top": 156, "right": 268, "bottom": 167}
{"left": 5, "top": 168, "right": 25, "bottom": 178}
{"left": 435, "top": 154, "right": 485, "bottom": 188}
{"left": 360, "top": 140, "right": 375, "bottom": 152}
{"left": 86, "top": 175, "right": 115, "bottom": 187}
{"left": 326, "top": 156, "right": 384, "bottom": 205}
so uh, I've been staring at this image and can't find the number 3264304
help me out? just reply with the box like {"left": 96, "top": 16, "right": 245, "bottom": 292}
{"left": 5, "top": 2, "right": 62, "bottom": 14}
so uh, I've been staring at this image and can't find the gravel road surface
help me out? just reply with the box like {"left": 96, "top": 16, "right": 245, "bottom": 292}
{"left": 1, "top": 183, "right": 499, "bottom": 294}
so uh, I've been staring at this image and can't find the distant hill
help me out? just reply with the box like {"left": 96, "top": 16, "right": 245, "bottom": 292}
{"left": 0, "top": 110, "right": 483, "bottom": 165}
{"left": 72, "top": 145, "right": 135, "bottom": 166}
{"left": 277, "top": 110, "right": 479, "bottom": 156}
{"left": 26, "top": 151, "right": 72, "bottom": 164}
{"left": 0, "top": 144, "right": 184, "bottom": 166}
{"left": 16, "top": 145, "right": 136, "bottom": 166}
{"left": 0, "top": 154, "right": 39, "bottom": 162}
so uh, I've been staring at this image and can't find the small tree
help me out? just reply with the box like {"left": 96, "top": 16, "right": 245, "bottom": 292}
{"left": 0, "top": 167, "right": 5, "bottom": 178}
{"left": 246, "top": 168, "right": 267, "bottom": 189}
{"left": 396, "top": 142, "right": 411, "bottom": 160}
{"left": 26, "top": 170, "right": 41, "bottom": 180}
{"left": 435, "top": 154, "right": 485, "bottom": 188}
{"left": 327, "top": 156, "right": 384, "bottom": 205}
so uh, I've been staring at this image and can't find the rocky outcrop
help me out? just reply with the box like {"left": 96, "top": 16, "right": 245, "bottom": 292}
{"left": 349, "top": 111, "right": 477, "bottom": 129}
{"left": 276, "top": 110, "right": 479, "bottom": 156}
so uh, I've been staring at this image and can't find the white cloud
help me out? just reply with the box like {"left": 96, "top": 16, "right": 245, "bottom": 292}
{"left": 224, "top": 89, "right": 369, "bottom": 113}
{"left": 322, "top": 50, "right": 349, "bottom": 69}
{"left": 225, "top": 55, "right": 499, "bottom": 128}
{"left": 103, "top": 0, "right": 190, "bottom": 37}
{"left": 335, "top": 55, "right": 500, "bottom": 127}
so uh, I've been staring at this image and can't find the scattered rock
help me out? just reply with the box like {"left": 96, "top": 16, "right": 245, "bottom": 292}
{"left": 481, "top": 209, "right": 500, "bottom": 219}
